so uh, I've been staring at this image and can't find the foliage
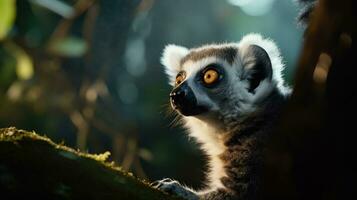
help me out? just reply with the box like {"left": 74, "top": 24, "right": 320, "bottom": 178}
{"left": 0, "top": 0, "right": 16, "bottom": 40}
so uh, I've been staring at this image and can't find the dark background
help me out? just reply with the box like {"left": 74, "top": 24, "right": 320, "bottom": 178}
{"left": 0, "top": 0, "right": 302, "bottom": 189}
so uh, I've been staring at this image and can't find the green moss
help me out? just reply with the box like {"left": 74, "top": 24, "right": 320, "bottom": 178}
{"left": 0, "top": 127, "right": 181, "bottom": 200}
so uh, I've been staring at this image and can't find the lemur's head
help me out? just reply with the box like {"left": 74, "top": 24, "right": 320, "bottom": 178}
{"left": 161, "top": 34, "right": 289, "bottom": 129}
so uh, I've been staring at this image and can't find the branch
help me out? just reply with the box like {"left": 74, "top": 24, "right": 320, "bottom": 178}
{"left": 0, "top": 127, "right": 181, "bottom": 200}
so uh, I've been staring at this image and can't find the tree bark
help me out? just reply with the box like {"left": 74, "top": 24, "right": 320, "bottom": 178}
{"left": 262, "top": 0, "right": 355, "bottom": 199}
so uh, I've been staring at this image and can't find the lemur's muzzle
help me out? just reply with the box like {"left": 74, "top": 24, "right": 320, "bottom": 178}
{"left": 170, "top": 82, "right": 207, "bottom": 116}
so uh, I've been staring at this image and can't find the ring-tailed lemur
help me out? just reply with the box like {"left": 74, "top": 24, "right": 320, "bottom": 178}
{"left": 152, "top": 33, "right": 291, "bottom": 200}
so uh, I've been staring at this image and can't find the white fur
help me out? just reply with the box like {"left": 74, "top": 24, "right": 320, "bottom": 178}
{"left": 161, "top": 44, "right": 189, "bottom": 86}
{"left": 184, "top": 117, "right": 227, "bottom": 190}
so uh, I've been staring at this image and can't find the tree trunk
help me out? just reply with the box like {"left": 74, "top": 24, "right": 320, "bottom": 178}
{"left": 262, "top": 0, "right": 355, "bottom": 199}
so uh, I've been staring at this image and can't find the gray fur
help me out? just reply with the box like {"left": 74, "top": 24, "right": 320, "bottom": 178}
{"left": 181, "top": 47, "right": 238, "bottom": 66}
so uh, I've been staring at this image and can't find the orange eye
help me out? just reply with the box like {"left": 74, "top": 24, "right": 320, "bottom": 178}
{"left": 175, "top": 72, "right": 186, "bottom": 86}
{"left": 203, "top": 69, "right": 219, "bottom": 85}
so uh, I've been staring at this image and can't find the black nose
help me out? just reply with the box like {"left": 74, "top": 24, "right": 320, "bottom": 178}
{"left": 170, "top": 82, "right": 207, "bottom": 116}
{"left": 170, "top": 83, "right": 194, "bottom": 109}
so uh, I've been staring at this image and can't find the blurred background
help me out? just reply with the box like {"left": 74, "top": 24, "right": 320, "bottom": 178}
{"left": 0, "top": 0, "right": 302, "bottom": 189}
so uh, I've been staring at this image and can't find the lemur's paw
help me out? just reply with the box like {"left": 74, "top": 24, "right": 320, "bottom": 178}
{"left": 151, "top": 178, "right": 199, "bottom": 200}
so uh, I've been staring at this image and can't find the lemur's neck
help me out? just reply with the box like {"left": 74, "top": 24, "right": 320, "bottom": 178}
{"left": 186, "top": 90, "right": 287, "bottom": 198}
{"left": 213, "top": 92, "right": 286, "bottom": 198}
{"left": 216, "top": 112, "right": 277, "bottom": 199}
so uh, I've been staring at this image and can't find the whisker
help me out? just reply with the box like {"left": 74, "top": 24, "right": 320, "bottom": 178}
{"left": 169, "top": 113, "right": 182, "bottom": 128}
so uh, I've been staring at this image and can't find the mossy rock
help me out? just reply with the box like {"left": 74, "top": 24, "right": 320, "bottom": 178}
{"left": 0, "top": 127, "right": 180, "bottom": 200}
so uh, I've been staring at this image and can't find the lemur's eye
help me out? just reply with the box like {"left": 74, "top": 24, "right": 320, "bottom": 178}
{"left": 175, "top": 72, "right": 186, "bottom": 86}
{"left": 203, "top": 69, "right": 219, "bottom": 85}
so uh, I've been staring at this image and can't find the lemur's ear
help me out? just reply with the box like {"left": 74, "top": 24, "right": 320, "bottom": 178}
{"left": 240, "top": 45, "right": 273, "bottom": 93}
{"left": 161, "top": 44, "right": 189, "bottom": 86}
{"left": 237, "top": 33, "right": 286, "bottom": 98}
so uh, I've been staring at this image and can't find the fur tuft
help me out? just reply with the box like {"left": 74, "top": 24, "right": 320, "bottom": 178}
{"left": 161, "top": 44, "right": 189, "bottom": 86}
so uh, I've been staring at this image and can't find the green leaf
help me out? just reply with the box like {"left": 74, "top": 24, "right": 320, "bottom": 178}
{"left": 15, "top": 48, "right": 34, "bottom": 80}
{"left": 0, "top": 0, "right": 16, "bottom": 40}
{"left": 49, "top": 36, "right": 88, "bottom": 57}
{"left": 3, "top": 42, "right": 34, "bottom": 80}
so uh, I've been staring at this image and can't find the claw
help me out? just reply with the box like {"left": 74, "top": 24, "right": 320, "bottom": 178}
{"left": 150, "top": 180, "right": 162, "bottom": 188}
{"left": 151, "top": 178, "right": 199, "bottom": 200}
{"left": 150, "top": 178, "right": 176, "bottom": 188}
{"left": 161, "top": 178, "right": 174, "bottom": 183}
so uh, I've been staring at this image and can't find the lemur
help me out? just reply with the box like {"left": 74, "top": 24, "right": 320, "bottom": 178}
{"left": 151, "top": 33, "right": 291, "bottom": 200}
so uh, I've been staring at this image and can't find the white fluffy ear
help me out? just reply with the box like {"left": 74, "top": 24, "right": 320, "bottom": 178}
{"left": 161, "top": 44, "right": 189, "bottom": 86}
{"left": 238, "top": 33, "right": 291, "bottom": 95}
